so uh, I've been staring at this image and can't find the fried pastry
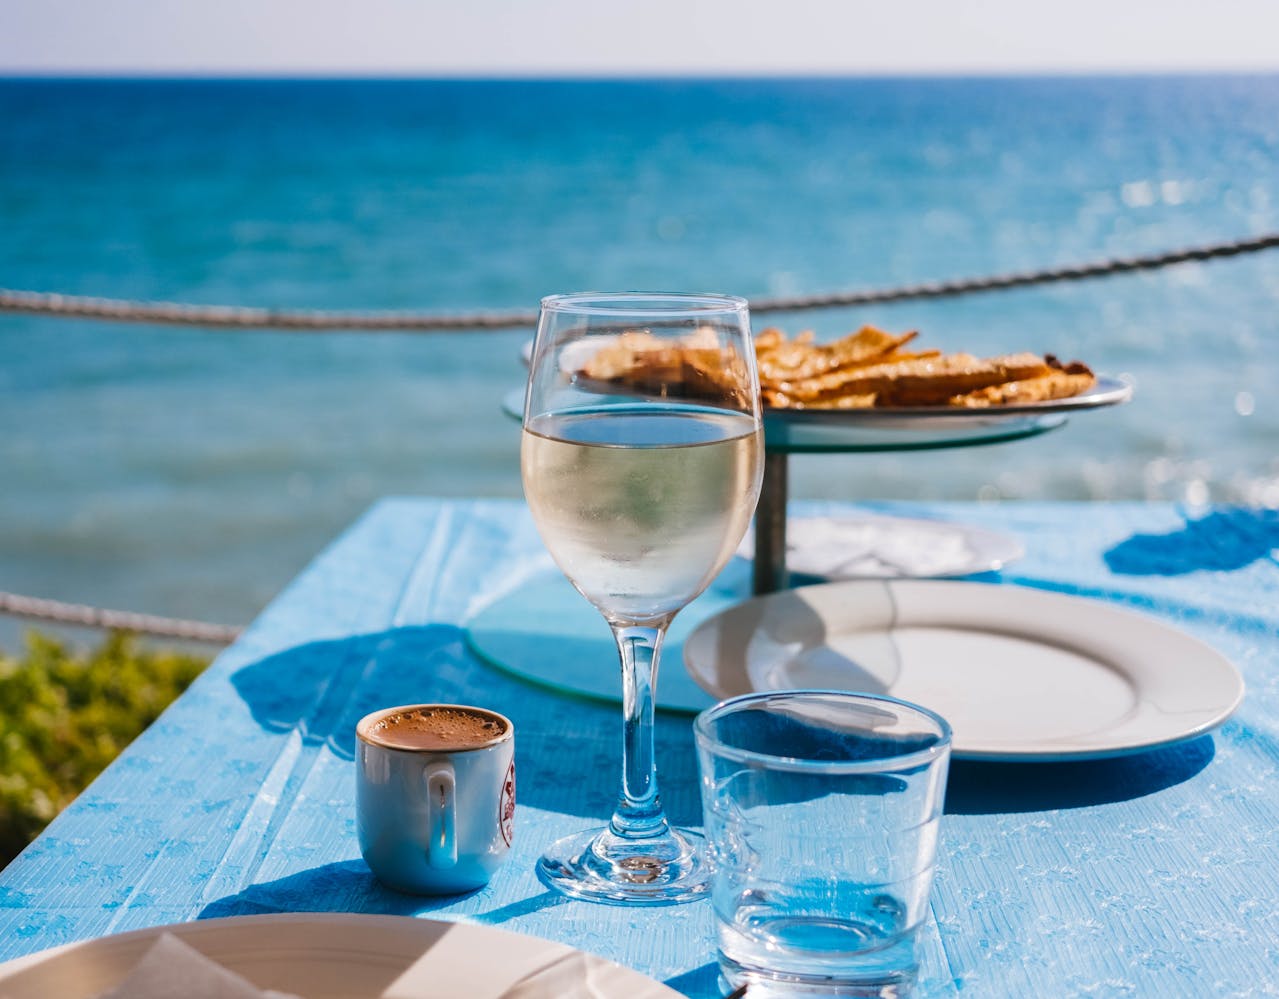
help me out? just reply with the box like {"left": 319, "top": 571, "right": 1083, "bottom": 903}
{"left": 576, "top": 324, "right": 1096, "bottom": 410}
{"left": 949, "top": 357, "right": 1096, "bottom": 408}
{"left": 578, "top": 328, "right": 751, "bottom": 405}
{"left": 778, "top": 352, "right": 1052, "bottom": 406}
{"left": 756, "top": 325, "right": 917, "bottom": 383}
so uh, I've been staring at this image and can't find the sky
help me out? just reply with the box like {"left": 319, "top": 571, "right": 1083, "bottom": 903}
{"left": 3, "top": 0, "right": 1279, "bottom": 77}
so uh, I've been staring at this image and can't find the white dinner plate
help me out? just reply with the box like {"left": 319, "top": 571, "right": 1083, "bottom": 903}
{"left": 683, "top": 580, "right": 1244, "bottom": 761}
{"left": 0, "top": 913, "right": 681, "bottom": 999}
{"left": 735, "top": 514, "right": 1024, "bottom": 579}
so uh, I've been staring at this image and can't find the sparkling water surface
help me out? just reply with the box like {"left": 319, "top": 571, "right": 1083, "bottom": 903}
{"left": 1, "top": 76, "right": 1277, "bottom": 633}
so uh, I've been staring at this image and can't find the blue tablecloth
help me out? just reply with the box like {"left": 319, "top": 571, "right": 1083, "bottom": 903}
{"left": 1, "top": 499, "right": 1277, "bottom": 996}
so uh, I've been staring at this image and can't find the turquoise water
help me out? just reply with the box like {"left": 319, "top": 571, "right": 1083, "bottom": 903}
{"left": 2, "top": 77, "right": 1277, "bottom": 632}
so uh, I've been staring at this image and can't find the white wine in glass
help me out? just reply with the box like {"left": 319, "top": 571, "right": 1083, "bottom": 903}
{"left": 522, "top": 292, "right": 764, "bottom": 905}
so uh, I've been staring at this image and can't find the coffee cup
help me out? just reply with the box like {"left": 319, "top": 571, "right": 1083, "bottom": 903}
{"left": 356, "top": 703, "right": 515, "bottom": 895}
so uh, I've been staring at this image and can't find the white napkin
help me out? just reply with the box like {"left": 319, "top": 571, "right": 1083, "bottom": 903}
{"left": 91, "top": 933, "right": 303, "bottom": 999}
{"left": 739, "top": 514, "right": 982, "bottom": 578}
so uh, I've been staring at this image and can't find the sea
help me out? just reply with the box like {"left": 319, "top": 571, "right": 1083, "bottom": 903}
{"left": 1, "top": 76, "right": 1277, "bottom": 639}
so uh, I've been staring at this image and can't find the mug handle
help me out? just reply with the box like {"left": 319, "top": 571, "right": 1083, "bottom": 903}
{"left": 424, "top": 761, "right": 457, "bottom": 869}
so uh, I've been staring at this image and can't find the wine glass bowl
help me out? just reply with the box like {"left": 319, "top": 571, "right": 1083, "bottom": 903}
{"left": 521, "top": 292, "right": 764, "bottom": 905}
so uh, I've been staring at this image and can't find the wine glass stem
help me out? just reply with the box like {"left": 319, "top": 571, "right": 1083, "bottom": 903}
{"left": 609, "top": 623, "right": 671, "bottom": 841}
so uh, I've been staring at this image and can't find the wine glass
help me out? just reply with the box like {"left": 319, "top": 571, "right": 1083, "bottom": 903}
{"left": 521, "top": 291, "right": 764, "bottom": 905}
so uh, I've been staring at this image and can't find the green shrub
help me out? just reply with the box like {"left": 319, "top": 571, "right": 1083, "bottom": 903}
{"left": 0, "top": 630, "right": 210, "bottom": 867}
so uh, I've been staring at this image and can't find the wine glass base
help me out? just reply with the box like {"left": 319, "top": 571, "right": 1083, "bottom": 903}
{"left": 536, "top": 826, "right": 709, "bottom": 906}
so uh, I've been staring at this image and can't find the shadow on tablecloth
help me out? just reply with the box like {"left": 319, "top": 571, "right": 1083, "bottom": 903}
{"left": 945, "top": 734, "right": 1215, "bottom": 814}
{"left": 224, "top": 625, "right": 499, "bottom": 763}
{"left": 1105, "top": 507, "right": 1279, "bottom": 576}
{"left": 196, "top": 859, "right": 489, "bottom": 920}
{"left": 224, "top": 624, "right": 702, "bottom": 826}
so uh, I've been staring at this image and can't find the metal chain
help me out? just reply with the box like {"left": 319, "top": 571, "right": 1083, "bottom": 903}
{"left": 2, "top": 232, "right": 1277, "bottom": 333}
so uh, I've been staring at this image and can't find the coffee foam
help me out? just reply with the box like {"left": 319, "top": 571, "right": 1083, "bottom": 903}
{"left": 364, "top": 705, "right": 508, "bottom": 752}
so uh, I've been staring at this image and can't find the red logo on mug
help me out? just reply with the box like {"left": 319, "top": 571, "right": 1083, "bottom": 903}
{"left": 500, "top": 760, "right": 515, "bottom": 846}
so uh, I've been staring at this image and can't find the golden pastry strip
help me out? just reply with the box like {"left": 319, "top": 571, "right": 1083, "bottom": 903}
{"left": 781, "top": 352, "right": 1053, "bottom": 406}
{"left": 948, "top": 360, "right": 1097, "bottom": 408}
{"left": 578, "top": 329, "right": 750, "bottom": 405}
{"left": 756, "top": 325, "right": 918, "bottom": 382}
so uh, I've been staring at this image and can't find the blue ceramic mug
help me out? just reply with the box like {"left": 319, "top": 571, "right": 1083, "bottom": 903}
{"left": 356, "top": 703, "right": 515, "bottom": 895}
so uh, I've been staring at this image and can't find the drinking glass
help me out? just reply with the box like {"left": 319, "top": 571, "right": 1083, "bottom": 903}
{"left": 695, "top": 690, "right": 952, "bottom": 996}
{"left": 522, "top": 291, "right": 764, "bottom": 904}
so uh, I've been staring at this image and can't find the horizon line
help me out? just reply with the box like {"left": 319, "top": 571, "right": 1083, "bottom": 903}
{"left": 3, "top": 67, "right": 1279, "bottom": 82}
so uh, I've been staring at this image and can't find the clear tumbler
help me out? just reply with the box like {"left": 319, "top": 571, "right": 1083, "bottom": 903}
{"left": 694, "top": 690, "right": 952, "bottom": 997}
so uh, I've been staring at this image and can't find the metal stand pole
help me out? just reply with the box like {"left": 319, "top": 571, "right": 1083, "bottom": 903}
{"left": 752, "top": 450, "right": 789, "bottom": 595}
